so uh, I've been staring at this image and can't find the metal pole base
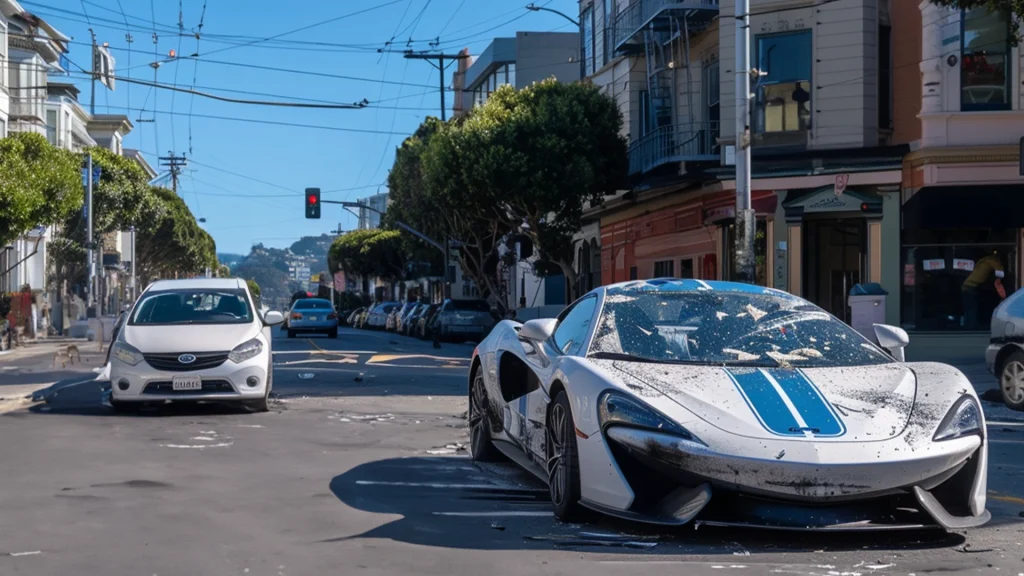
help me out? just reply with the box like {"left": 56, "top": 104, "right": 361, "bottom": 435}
{"left": 734, "top": 209, "right": 757, "bottom": 284}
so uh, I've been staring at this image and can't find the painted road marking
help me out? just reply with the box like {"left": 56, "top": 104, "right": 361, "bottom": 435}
{"left": 355, "top": 480, "right": 539, "bottom": 491}
{"left": 272, "top": 350, "right": 377, "bottom": 355}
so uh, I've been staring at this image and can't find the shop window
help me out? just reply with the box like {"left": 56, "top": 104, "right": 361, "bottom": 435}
{"left": 679, "top": 258, "right": 694, "bottom": 279}
{"left": 961, "top": 8, "right": 1011, "bottom": 111}
{"left": 654, "top": 260, "right": 674, "bottom": 277}
{"left": 629, "top": 266, "right": 638, "bottom": 280}
{"left": 901, "top": 228, "right": 1017, "bottom": 331}
{"left": 754, "top": 31, "right": 812, "bottom": 134}
{"left": 722, "top": 219, "right": 769, "bottom": 285}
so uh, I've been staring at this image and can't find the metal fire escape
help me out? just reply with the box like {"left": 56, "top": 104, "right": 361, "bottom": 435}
{"left": 613, "top": 0, "right": 719, "bottom": 176}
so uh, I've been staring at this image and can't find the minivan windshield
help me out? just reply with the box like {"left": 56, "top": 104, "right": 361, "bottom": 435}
{"left": 590, "top": 289, "right": 892, "bottom": 368}
{"left": 130, "top": 289, "right": 253, "bottom": 325}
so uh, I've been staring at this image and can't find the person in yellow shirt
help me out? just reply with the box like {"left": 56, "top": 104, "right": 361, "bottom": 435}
{"left": 962, "top": 251, "right": 1007, "bottom": 329}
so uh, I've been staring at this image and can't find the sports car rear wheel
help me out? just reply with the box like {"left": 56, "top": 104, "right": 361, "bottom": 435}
{"left": 1000, "top": 350, "right": 1024, "bottom": 411}
{"left": 547, "top": 391, "right": 584, "bottom": 521}
{"left": 469, "top": 370, "right": 501, "bottom": 461}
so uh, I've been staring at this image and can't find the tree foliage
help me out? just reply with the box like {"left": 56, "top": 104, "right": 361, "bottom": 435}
{"left": 0, "top": 133, "right": 81, "bottom": 247}
{"left": 133, "top": 186, "right": 216, "bottom": 283}
{"left": 247, "top": 279, "right": 261, "bottom": 299}
{"left": 328, "top": 228, "right": 408, "bottom": 291}
{"left": 457, "top": 79, "right": 628, "bottom": 299}
{"left": 929, "top": 1, "right": 1023, "bottom": 41}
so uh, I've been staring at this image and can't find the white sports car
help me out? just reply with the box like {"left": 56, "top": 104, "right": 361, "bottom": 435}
{"left": 468, "top": 279, "right": 989, "bottom": 531}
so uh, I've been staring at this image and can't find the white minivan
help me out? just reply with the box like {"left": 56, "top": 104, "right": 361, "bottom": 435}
{"left": 108, "top": 278, "right": 285, "bottom": 413}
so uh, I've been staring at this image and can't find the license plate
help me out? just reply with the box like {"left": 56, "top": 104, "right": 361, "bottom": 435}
{"left": 171, "top": 376, "right": 202, "bottom": 391}
{"left": 308, "top": 316, "right": 318, "bottom": 321}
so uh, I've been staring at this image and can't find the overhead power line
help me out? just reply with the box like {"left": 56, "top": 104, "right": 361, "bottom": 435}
{"left": 102, "top": 74, "right": 372, "bottom": 109}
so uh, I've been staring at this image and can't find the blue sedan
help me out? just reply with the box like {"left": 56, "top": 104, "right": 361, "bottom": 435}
{"left": 287, "top": 298, "right": 339, "bottom": 338}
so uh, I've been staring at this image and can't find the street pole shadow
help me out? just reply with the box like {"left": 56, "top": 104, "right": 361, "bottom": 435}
{"left": 323, "top": 456, "right": 966, "bottom": 554}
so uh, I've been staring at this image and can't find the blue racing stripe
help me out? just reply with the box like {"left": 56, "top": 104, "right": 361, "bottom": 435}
{"left": 726, "top": 368, "right": 803, "bottom": 437}
{"left": 768, "top": 369, "right": 846, "bottom": 437}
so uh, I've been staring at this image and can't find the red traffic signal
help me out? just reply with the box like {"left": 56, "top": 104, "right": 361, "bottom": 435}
{"left": 305, "top": 188, "right": 321, "bottom": 219}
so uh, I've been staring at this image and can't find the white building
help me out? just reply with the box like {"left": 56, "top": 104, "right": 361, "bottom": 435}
{"left": 357, "top": 192, "right": 389, "bottom": 229}
{"left": 45, "top": 82, "right": 94, "bottom": 151}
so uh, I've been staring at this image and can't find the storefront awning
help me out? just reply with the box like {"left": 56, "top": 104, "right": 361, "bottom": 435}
{"left": 904, "top": 185, "right": 1024, "bottom": 229}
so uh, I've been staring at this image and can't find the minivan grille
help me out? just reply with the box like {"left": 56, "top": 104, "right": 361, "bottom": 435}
{"left": 143, "top": 351, "right": 230, "bottom": 372}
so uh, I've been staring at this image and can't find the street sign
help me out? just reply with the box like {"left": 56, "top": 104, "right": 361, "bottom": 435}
{"left": 81, "top": 166, "right": 102, "bottom": 187}
{"left": 834, "top": 173, "right": 849, "bottom": 198}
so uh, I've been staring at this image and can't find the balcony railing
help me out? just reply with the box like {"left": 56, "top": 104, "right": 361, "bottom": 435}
{"left": 614, "top": 0, "right": 719, "bottom": 49}
{"left": 628, "top": 121, "right": 719, "bottom": 175}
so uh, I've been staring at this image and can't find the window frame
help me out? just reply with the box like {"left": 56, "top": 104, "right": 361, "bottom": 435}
{"left": 752, "top": 30, "right": 813, "bottom": 135}
{"left": 960, "top": 8, "right": 1013, "bottom": 112}
{"left": 552, "top": 294, "right": 599, "bottom": 357}
{"left": 602, "top": 0, "right": 616, "bottom": 67}
{"left": 581, "top": 5, "right": 595, "bottom": 77}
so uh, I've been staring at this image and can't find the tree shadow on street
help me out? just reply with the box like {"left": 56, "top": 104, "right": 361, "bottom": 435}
{"left": 324, "top": 456, "right": 967, "bottom": 555}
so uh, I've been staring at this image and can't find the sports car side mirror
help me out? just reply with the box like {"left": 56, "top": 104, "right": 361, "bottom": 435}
{"left": 263, "top": 311, "right": 285, "bottom": 326}
{"left": 519, "top": 318, "right": 557, "bottom": 343}
{"left": 873, "top": 323, "right": 909, "bottom": 361}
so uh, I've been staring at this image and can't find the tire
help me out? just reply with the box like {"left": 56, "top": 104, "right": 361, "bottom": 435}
{"left": 1000, "top": 350, "right": 1024, "bottom": 411}
{"left": 328, "top": 328, "right": 338, "bottom": 339}
{"left": 468, "top": 368, "right": 502, "bottom": 462}
{"left": 245, "top": 360, "right": 273, "bottom": 413}
{"left": 547, "top": 391, "right": 585, "bottom": 521}
{"left": 110, "top": 396, "right": 142, "bottom": 414}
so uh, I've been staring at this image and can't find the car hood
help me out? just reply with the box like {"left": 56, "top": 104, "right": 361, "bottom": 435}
{"left": 595, "top": 360, "right": 918, "bottom": 443}
{"left": 122, "top": 323, "right": 261, "bottom": 353}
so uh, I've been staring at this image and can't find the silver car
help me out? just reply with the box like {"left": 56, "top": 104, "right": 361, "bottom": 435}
{"left": 287, "top": 298, "right": 338, "bottom": 338}
{"left": 986, "top": 287, "right": 1024, "bottom": 410}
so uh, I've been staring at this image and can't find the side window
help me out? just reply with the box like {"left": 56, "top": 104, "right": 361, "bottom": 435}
{"left": 552, "top": 296, "right": 598, "bottom": 356}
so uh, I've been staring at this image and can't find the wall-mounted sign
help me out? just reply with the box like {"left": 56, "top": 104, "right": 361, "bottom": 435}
{"left": 834, "top": 174, "right": 849, "bottom": 198}
{"left": 953, "top": 258, "right": 975, "bottom": 272}
{"left": 923, "top": 259, "right": 946, "bottom": 271}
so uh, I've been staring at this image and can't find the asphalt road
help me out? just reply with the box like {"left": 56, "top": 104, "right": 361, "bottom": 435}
{"left": 2, "top": 327, "right": 1024, "bottom": 575}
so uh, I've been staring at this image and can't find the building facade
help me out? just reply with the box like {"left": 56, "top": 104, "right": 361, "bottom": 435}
{"left": 357, "top": 192, "right": 389, "bottom": 230}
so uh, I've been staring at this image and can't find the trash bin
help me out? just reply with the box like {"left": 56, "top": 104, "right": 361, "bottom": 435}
{"left": 848, "top": 283, "right": 888, "bottom": 343}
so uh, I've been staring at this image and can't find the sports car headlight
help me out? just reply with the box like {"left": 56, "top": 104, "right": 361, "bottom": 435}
{"left": 598, "top": 391, "right": 704, "bottom": 445}
{"left": 933, "top": 396, "right": 983, "bottom": 442}
{"left": 112, "top": 342, "right": 143, "bottom": 366}
{"left": 228, "top": 338, "right": 263, "bottom": 364}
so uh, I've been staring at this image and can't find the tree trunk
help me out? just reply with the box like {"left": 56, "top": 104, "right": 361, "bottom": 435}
{"left": 557, "top": 258, "right": 579, "bottom": 302}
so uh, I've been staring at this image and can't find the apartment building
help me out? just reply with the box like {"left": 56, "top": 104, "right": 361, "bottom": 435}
{"left": 356, "top": 192, "right": 389, "bottom": 230}
{"left": 888, "top": 2, "right": 1024, "bottom": 360}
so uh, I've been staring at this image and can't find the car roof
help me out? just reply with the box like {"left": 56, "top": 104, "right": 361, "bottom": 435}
{"left": 602, "top": 278, "right": 799, "bottom": 300}
{"left": 146, "top": 278, "right": 245, "bottom": 292}
{"left": 295, "top": 298, "right": 330, "bottom": 304}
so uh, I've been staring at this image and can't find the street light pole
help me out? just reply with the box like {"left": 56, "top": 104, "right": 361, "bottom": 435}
{"left": 734, "top": 0, "right": 755, "bottom": 283}
{"left": 525, "top": 3, "right": 580, "bottom": 26}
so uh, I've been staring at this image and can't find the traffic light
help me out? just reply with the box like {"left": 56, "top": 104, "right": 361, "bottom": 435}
{"left": 305, "top": 188, "right": 320, "bottom": 219}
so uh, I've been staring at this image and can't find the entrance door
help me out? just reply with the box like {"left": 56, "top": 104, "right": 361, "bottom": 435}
{"left": 804, "top": 219, "right": 866, "bottom": 323}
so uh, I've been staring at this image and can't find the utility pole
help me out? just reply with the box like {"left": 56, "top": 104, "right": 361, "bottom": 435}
{"left": 86, "top": 153, "right": 95, "bottom": 310}
{"left": 402, "top": 52, "right": 468, "bottom": 121}
{"left": 89, "top": 29, "right": 97, "bottom": 115}
{"left": 734, "top": 0, "right": 755, "bottom": 284}
{"left": 159, "top": 152, "right": 187, "bottom": 195}
{"left": 129, "top": 225, "right": 136, "bottom": 304}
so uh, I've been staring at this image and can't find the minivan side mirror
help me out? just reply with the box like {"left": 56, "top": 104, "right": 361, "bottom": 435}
{"left": 873, "top": 323, "right": 910, "bottom": 362}
{"left": 264, "top": 311, "right": 285, "bottom": 326}
{"left": 519, "top": 318, "right": 557, "bottom": 343}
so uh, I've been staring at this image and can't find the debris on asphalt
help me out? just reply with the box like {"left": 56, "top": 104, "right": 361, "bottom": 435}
{"left": 426, "top": 442, "right": 467, "bottom": 455}
{"left": 955, "top": 543, "right": 995, "bottom": 554}
{"left": 490, "top": 522, "right": 505, "bottom": 531}
{"left": 353, "top": 373, "right": 364, "bottom": 382}
{"left": 7, "top": 551, "right": 41, "bottom": 557}
{"left": 458, "top": 410, "right": 469, "bottom": 420}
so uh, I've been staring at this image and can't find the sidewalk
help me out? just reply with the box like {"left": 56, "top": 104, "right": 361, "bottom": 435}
{"left": 0, "top": 339, "right": 105, "bottom": 414}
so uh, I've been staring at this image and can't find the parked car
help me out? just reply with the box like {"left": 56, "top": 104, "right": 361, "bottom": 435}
{"left": 398, "top": 302, "right": 426, "bottom": 335}
{"left": 286, "top": 298, "right": 339, "bottom": 338}
{"left": 386, "top": 302, "right": 416, "bottom": 332}
{"left": 355, "top": 307, "right": 371, "bottom": 328}
{"left": 108, "top": 278, "right": 285, "bottom": 413}
{"left": 401, "top": 303, "right": 427, "bottom": 336}
{"left": 986, "top": 287, "right": 1024, "bottom": 411}
{"left": 432, "top": 298, "right": 496, "bottom": 342}
{"left": 470, "top": 279, "right": 990, "bottom": 530}
{"left": 415, "top": 304, "right": 440, "bottom": 339}
{"left": 346, "top": 307, "right": 366, "bottom": 326}
{"left": 366, "top": 302, "right": 399, "bottom": 330}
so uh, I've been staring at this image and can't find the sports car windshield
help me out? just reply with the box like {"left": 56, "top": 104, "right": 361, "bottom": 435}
{"left": 589, "top": 290, "right": 892, "bottom": 368}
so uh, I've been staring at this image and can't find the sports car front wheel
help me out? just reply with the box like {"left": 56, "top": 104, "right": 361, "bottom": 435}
{"left": 547, "top": 391, "right": 584, "bottom": 521}
{"left": 469, "top": 370, "right": 501, "bottom": 461}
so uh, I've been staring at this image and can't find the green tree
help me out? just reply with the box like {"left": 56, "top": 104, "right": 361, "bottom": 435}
{"left": 329, "top": 228, "right": 408, "bottom": 294}
{"left": 929, "top": 1, "right": 1023, "bottom": 40}
{"left": 216, "top": 263, "right": 231, "bottom": 278}
{"left": 458, "top": 79, "right": 628, "bottom": 300}
{"left": 0, "top": 133, "right": 81, "bottom": 248}
{"left": 247, "top": 279, "right": 261, "bottom": 300}
{"left": 133, "top": 187, "right": 216, "bottom": 284}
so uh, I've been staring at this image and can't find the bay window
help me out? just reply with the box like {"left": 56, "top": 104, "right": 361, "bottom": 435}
{"left": 582, "top": 6, "right": 594, "bottom": 77}
{"left": 961, "top": 8, "right": 1011, "bottom": 111}
{"left": 753, "top": 31, "right": 812, "bottom": 134}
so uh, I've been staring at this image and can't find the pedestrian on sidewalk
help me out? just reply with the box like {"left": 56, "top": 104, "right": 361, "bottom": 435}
{"left": 962, "top": 250, "right": 1008, "bottom": 329}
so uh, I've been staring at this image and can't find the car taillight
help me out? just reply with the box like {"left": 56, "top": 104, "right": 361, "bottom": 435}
{"left": 291, "top": 312, "right": 302, "bottom": 319}
{"left": 328, "top": 312, "right": 338, "bottom": 319}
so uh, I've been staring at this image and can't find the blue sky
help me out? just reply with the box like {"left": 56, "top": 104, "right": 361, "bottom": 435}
{"left": 35, "top": 0, "right": 576, "bottom": 254}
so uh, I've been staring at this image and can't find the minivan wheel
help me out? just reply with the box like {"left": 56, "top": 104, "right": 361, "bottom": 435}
{"left": 1000, "top": 350, "right": 1024, "bottom": 411}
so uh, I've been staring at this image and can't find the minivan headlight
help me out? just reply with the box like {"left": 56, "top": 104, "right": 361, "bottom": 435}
{"left": 112, "top": 342, "right": 144, "bottom": 366}
{"left": 933, "top": 396, "right": 983, "bottom": 442}
{"left": 228, "top": 338, "right": 263, "bottom": 364}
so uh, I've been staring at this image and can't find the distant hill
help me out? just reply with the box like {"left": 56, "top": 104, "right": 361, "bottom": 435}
{"left": 228, "top": 236, "right": 334, "bottom": 309}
